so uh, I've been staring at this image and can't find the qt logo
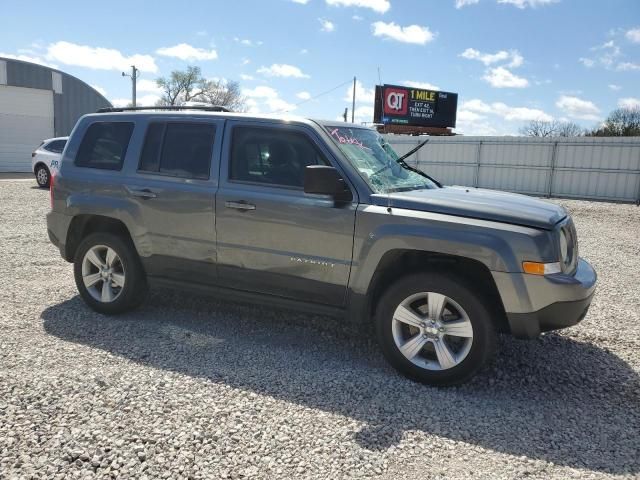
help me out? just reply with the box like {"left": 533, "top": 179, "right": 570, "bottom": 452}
{"left": 383, "top": 88, "right": 408, "bottom": 115}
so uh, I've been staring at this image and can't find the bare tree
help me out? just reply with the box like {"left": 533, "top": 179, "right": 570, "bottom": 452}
{"left": 198, "top": 79, "right": 246, "bottom": 112}
{"left": 588, "top": 107, "right": 640, "bottom": 136}
{"left": 519, "top": 120, "right": 559, "bottom": 137}
{"left": 156, "top": 66, "right": 246, "bottom": 111}
{"left": 556, "top": 121, "right": 585, "bottom": 137}
{"left": 520, "top": 119, "right": 585, "bottom": 137}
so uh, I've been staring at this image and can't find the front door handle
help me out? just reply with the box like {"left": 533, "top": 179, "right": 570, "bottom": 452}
{"left": 225, "top": 200, "right": 256, "bottom": 211}
{"left": 126, "top": 186, "right": 158, "bottom": 199}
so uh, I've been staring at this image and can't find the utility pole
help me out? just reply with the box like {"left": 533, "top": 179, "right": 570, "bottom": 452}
{"left": 343, "top": 108, "right": 348, "bottom": 122}
{"left": 351, "top": 76, "right": 356, "bottom": 123}
{"left": 121, "top": 65, "right": 140, "bottom": 107}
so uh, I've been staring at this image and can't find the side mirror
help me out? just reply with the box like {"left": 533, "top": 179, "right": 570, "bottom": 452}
{"left": 304, "top": 165, "right": 353, "bottom": 203}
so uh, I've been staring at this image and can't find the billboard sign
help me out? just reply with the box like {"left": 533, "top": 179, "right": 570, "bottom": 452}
{"left": 374, "top": 84, "right": 458, "bottom": 128}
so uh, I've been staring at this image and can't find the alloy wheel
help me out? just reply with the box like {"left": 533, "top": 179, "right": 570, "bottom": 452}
{"left": 81, "top": 245, "right": 126, "bottom": 303}
{"left": 391, "top": 291, "right": 474, "bottom": 371}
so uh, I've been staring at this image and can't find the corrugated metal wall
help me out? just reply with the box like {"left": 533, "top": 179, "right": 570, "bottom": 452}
{"left": 385, "top": 135, "right": 640, "bottom": 203}
{"left": 3, "top": 57, "right": 111, "bottom": 137}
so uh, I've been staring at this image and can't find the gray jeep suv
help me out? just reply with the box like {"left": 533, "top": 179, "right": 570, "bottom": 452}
{"left": 46, "top": 108, "right": 597, "bottom": 386}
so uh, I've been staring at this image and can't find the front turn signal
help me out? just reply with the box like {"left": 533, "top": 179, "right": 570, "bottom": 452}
{"left": 522, "top": 261, "right": 561, "bottom": 275}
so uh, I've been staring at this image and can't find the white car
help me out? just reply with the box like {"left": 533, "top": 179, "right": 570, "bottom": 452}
{"left": 32, "top": 137, "right": 68, "bottom": 187}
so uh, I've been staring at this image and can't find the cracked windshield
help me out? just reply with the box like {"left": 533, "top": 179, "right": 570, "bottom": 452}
{"left": 326, "top": 126, "right": 438, "bottom": 194}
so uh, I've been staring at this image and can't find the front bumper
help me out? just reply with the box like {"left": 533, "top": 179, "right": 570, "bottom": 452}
{"left": 493, "top": 258, "right": 597, "bottom": 339}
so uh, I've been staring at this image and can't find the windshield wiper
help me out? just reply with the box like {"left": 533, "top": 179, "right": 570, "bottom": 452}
{"left": 384, "top": 138, "right": 441, "bottom": 187}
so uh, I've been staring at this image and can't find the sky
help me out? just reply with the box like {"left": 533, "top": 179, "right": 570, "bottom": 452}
{"left": 1, "top": 0, "right": 639, "bottom": 135}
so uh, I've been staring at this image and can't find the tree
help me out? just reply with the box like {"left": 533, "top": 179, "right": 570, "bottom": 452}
{"left": 156, "top": 66, "right": 246, "bottom": 111}
{"left": 519, "top": 119, "right": 585, "bottom": 137}
{"left": 519, "top": 120, "right": 559, "bottom": 137}
{"left": 588, "top": 107, "right": 640, "bottom": 137}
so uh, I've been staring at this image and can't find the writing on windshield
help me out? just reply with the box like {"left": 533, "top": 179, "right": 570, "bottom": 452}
{"left": 325, "top": 126, "right": 437, "bottom": 194}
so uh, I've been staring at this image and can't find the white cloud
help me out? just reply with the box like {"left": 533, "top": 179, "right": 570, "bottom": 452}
{"left": 296, "top": 91, "right": 312, "bottom": 100}
{"left": 618, "top": 97, "right": 640, "bottom": 109}
{"left": 580, "top": 40, "right": 626, "bottom": 70}
{"left": 483, "top": 66, "right": 529, "bottom": 88}
{"left": 257, "top": 63, "right": 310, "bottom": 78}
{"left": 300, "top": 49, "right": 309, "bottom": 54}
{"left": 460, "top": 48, "right": 522, "bottom": 67}
{"left": 111, "top": 98, "right": 130, "bottom": 108}
{"left": 403, "top": 80, "right": 440, "bottom": 90}
{"left": 240, "top": 74, "right": 254, "bottom": 81}
{"left": 353, "top": 105, "right": 375, "bottom": 123}
{"left": 291, "top": 0, "right": 310, "bottom": 3}
{"left": 556, "top": 95, "right": 600, "bottom": 121}
{"left": 156, "top": 43, "right": 218, "bottom": 61}
{"left": 579, "top": 57, "right": 595, "bottom": 68}
{"left": 90, "top": 85, "right": 107, "bottom": 97}
{"left": 319, "top": 18, "right": 336, "bottom": 32}
{"left": 455, "top": 0, "right": 480, "bottom": 8}
{"left": 352, "top": 15, "right": 364, "bottom": 20}
{"left": 234, "top": 37, "right": 262, "bottom": 47}
{"left": 111, "top": 94, "right": 160, "bottom": 108}
{"left": 243, "top": 86, "right": 296, "bottom": 113}
{"left": 137, "top": 94, "right": 161, "bottom": 106}
{"left": 462, "top": 98, "right": 552, "bottom": 122}
{"left": 136, "top": 79, "right": 162, "bottom": 94}
{"left": 0, "top": 52, "right": 58, "bottom": 69}
{"left": 326, "top": 0, "right": 390, "bottom": 13}
{"left": 497, "top": 0, "right": 558, "bottom": 8}
{"left": 608, "top": 84, "right": 621, "bottom": 91}
{"left": 241, "top": 58, "right": 251, "bottom": 65}
{"left": 45, "top": 41, "right": 157, "bottom": 73}
{"left": 617, "top": 62, "right": 640, "bottom": 71}
{"left": 625, "top": 27, "right": 640, "bottom": 43}
{"left": 344, "top": 80, "right": 376, "bottom": 104}
{"left": 491, "top": 102, "right": 552, "bottom": 121}
{"left": 372, "top": 22, "right": 435, "bottom": 45}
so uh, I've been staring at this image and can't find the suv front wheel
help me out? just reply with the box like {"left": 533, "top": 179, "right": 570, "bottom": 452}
{"left": 73, "top": 232, "right": 147, "bottom": 314}
{"left": 376, "top": 273, "right": 496, "bottom": 386}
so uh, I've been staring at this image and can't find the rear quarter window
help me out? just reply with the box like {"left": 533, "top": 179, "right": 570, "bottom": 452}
{"left": 44, "top": 139, "right": 66, "bottom": 154}
{"left": 75, "top": 122, "right": 134, "bottom": 170}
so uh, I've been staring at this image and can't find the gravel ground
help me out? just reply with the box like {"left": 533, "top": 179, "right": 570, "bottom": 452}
{"left": 0, "top": 179, "right": 638, "bottom": 479}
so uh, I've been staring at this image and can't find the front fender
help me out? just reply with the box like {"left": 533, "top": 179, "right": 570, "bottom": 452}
{"left": 349, "top": 205, "right": 555, "bottom": 296}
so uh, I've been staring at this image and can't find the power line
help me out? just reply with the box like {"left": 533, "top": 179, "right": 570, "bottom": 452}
{"left": 268, "top": 78, "right": 354, "bottom": 114}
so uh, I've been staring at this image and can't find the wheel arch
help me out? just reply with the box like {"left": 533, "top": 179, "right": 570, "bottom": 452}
{"left": 33, "top": 162, "right": 50, "bottom": 175}
{"left": 357, "top": 249, "right": 509, "bottom": 334}
{"left": 65, "top": 215, "right": 135, "bottom": 262}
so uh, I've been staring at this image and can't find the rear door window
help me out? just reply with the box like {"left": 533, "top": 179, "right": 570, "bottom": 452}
{"left": 138, "top": 122, "right": 215, "bottom": 180}
{"left": 75, "top": 122, "right": 134, "bottom": 170}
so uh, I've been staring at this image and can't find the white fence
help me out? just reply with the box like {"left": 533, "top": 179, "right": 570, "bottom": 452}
{"left": 384, "top": 135, "right": 640, "bottom": 204}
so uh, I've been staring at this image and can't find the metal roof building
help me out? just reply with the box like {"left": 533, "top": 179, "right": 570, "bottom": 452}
{"left": 0, "top": 57, "right": 111, "bottom": 172}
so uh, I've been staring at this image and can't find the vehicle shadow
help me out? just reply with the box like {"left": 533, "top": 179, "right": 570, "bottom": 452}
{"left": 41, "top": 291, "right": 639, "bottom": 475}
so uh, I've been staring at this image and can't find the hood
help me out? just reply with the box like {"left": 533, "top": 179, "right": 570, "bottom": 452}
{"left": 373, "top": 186, "right": 567, "bottom": 230}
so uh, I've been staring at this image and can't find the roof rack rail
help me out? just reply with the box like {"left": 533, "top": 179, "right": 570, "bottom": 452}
{"left": 96, "top": 105, "right": 231, "bottom": 113}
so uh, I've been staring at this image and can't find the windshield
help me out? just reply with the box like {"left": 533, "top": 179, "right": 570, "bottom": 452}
{"left": 325, "top": 126, "right": 438, "bottom": 194}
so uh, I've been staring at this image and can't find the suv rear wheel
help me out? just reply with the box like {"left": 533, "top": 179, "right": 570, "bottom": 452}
{"left": 73, "top": 232, "right": 147, "bottom": 314}
{"left": 376, "top": 273, "right": 496, "bottom": 386}
{"left": 35, "top": 165, "right": 50, "bottom": 188}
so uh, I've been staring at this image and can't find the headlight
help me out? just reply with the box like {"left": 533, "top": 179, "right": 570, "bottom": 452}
{"left": 559, "top": 229, "right": 569, "bottom": 264}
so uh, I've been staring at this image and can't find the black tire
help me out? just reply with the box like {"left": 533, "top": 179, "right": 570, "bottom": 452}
{"left": 73, "top": 232, "right": 148, "bottom": 315}
{"left": 35, "top": 164, "right": 50, "bottom": 188}
{"left": 376, "top": 272, "right": 497, "bottom": 386}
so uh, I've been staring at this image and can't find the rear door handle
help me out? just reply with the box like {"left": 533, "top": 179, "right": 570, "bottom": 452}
{"left": 126, "top": 186, "right": 157, "bottom": 199}
{"left": 225, "top": 200, "right": 256, "bottom": 211}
